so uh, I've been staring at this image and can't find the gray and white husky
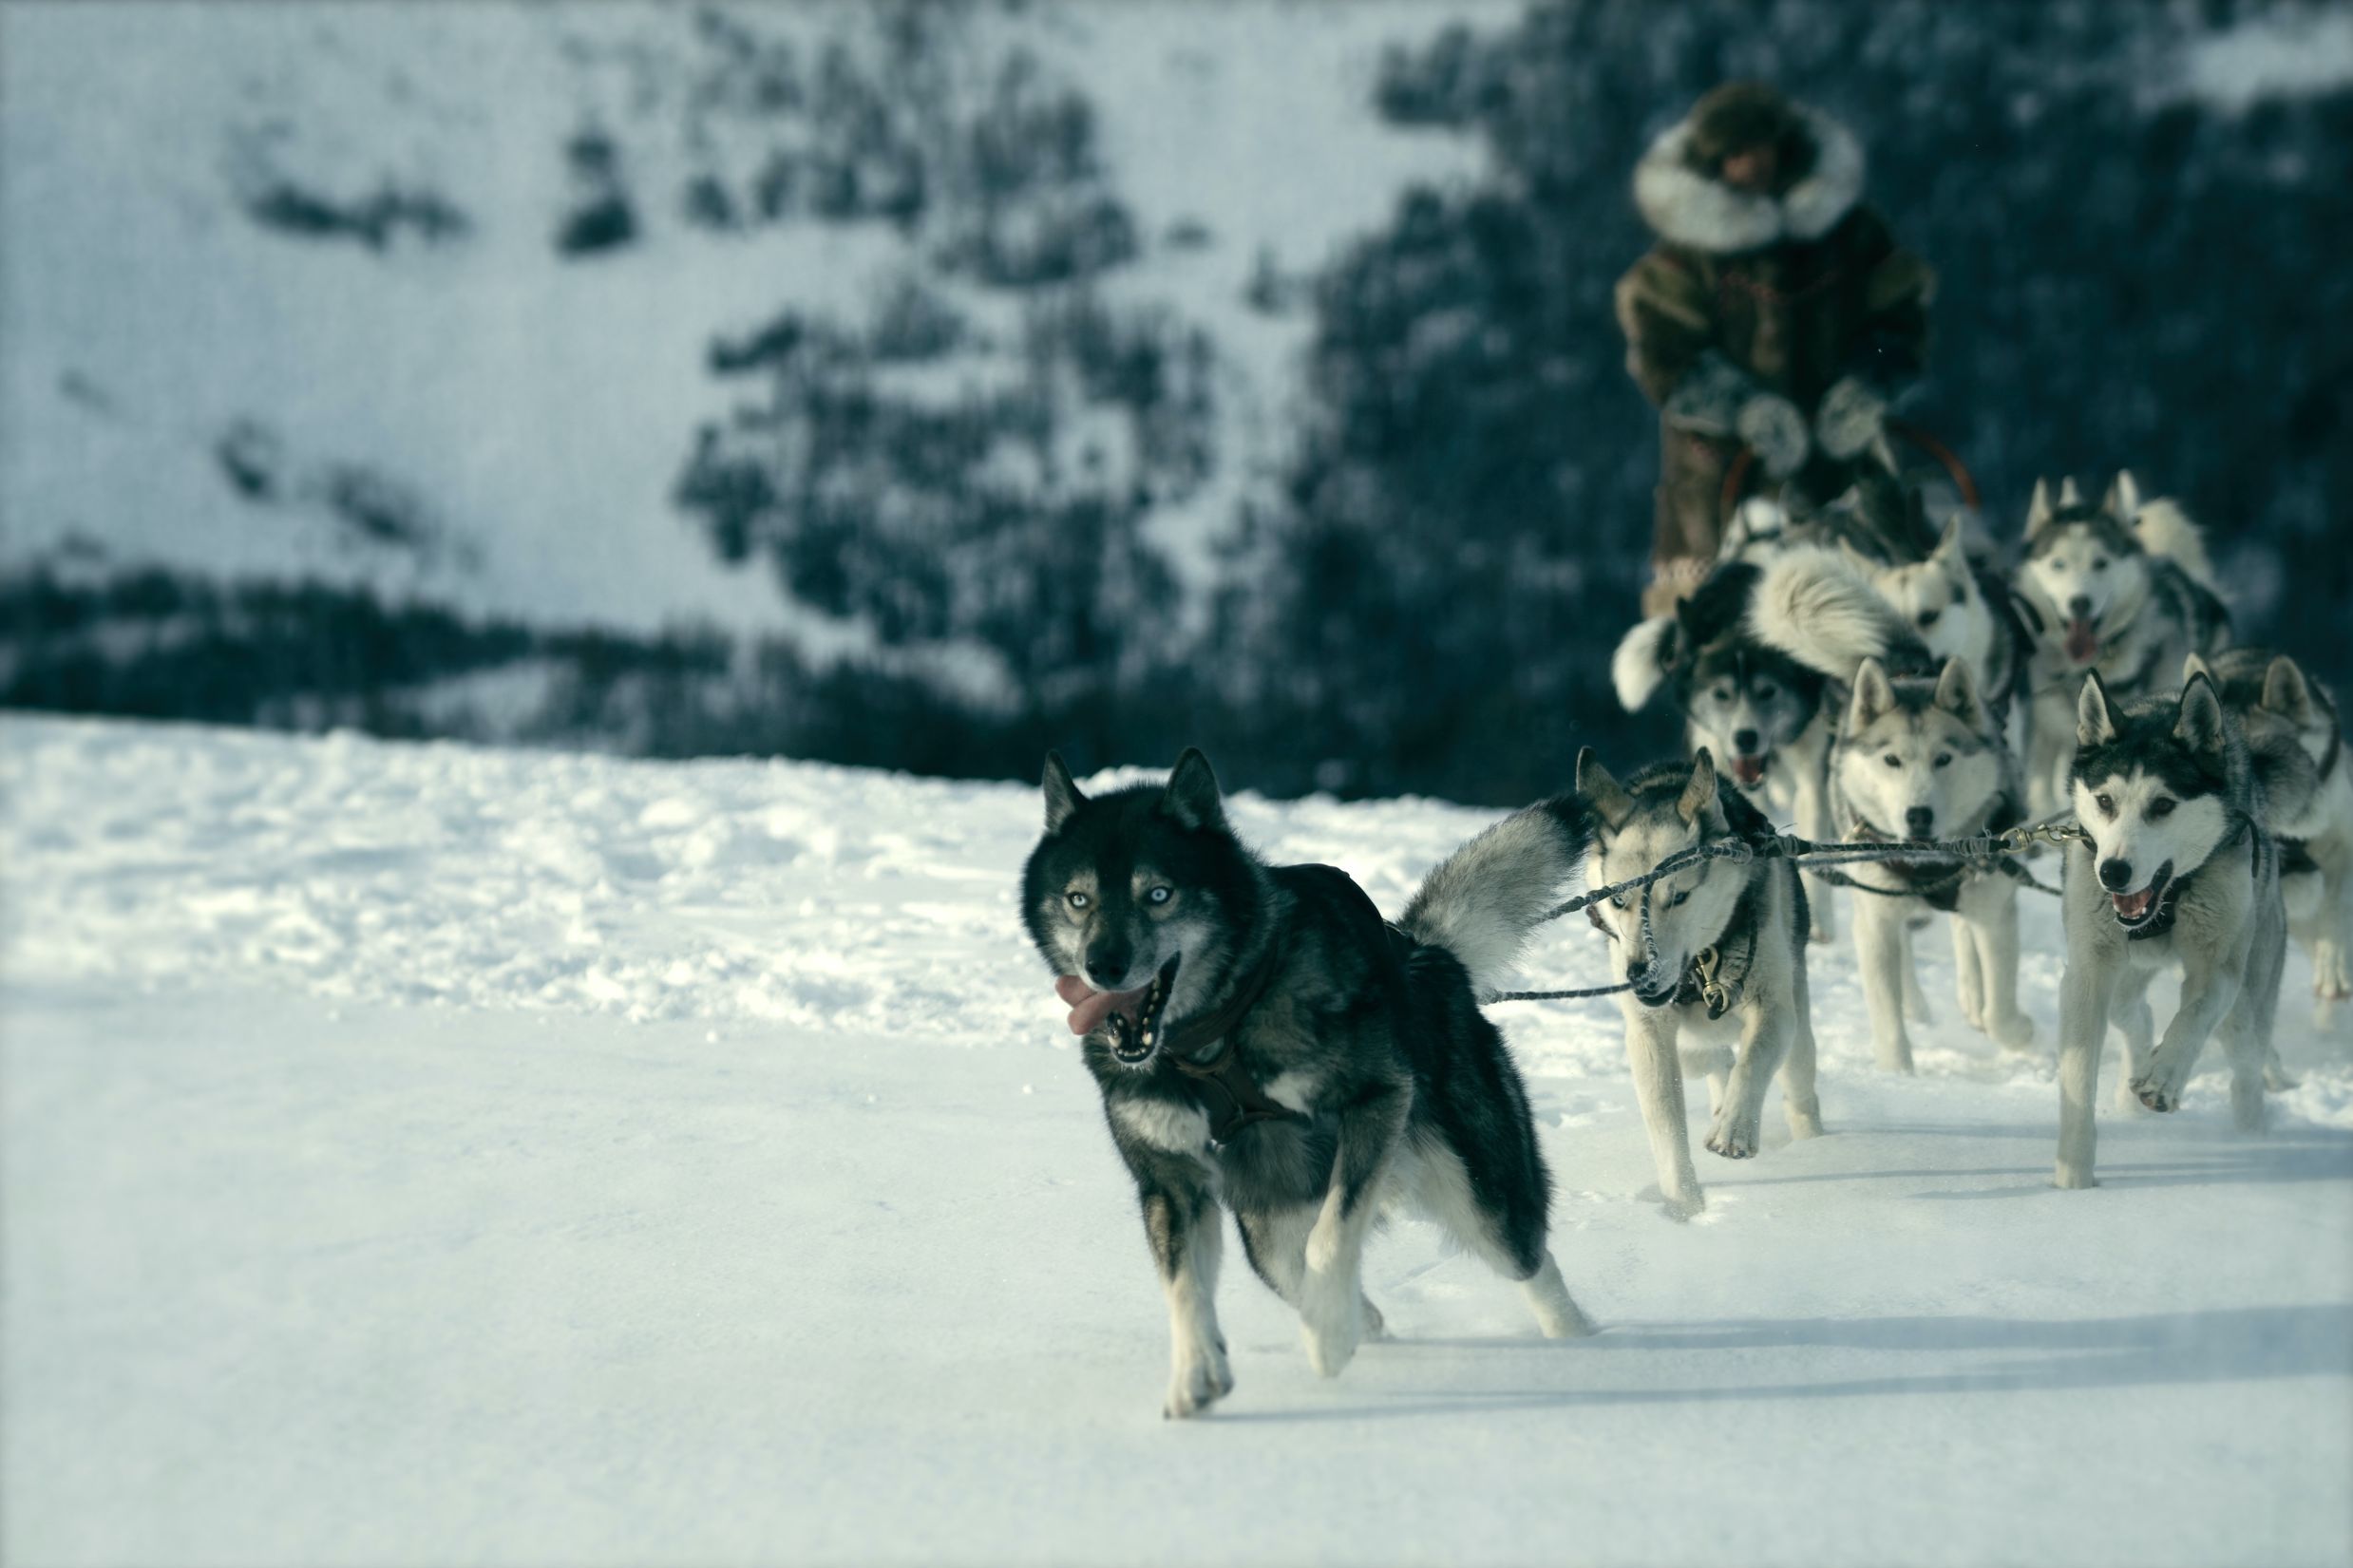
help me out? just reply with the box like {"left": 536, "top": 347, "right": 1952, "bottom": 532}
{"left": 2016, "top": 473, "right": 2230, "bottom": 816}
{"left": 2187, "top": 649, "right": 2353, "bottom": 1011}
{"left": 1831, "top": 655, "right": 2037, "bottom": 1071}
{"left": 1575, "top": 746, "right": 1824, "bottom": 1219}
{"left": 1850, "top": 515, "right": 2031, "bottom": 731}
{"left": 1614, "top": 562, "right": 1838, "bottom": 941}
{"left": 1022, "top": 750, "right": 1596, "bottom": 1417}
{"left": 2053, "top": 672, "right": 2287, "bottom": 1188}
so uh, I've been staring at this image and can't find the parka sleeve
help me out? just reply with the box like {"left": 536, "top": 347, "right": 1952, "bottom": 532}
{"left": 1842, "top": 208, "right": 1935, "bottom": 390}
{"left": 1614, "top": 248, "right": 1717, "bottom": 407}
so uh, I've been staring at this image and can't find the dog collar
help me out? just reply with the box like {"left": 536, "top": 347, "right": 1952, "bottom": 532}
{"left": 1671, "top": 876, "right": 1765, "bottom": 1019}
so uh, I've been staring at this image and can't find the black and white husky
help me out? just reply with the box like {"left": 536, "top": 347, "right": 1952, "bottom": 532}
{"left": 2187, "top": 649, "right": 2353, "bottom": 1012}
{"left": 1574, "top": 746, "right": 1823, "bottom": 1219}
{"left": 1022, "top": 750, "right": 1596, "bottom": 1417}
{"left": 2015, "top": 473, "right": 2230, "bottom": 816}
{"left": 2053, "top": 672, "right": 2287, "bottom": 1189}
{"left": 1613, "top": 562, "right": 1838, "bottom": 940}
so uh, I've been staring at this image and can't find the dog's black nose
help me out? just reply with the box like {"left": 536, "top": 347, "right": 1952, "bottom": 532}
{"left": 2097, "top": 858, "right": 2134, "bottom": 892}
{"left": 1085, "top": 952, "right": 1130, "bottom": 988}
{"left": 2066, "top": 595, "right": 2092, "bottom": 618}
{"left": 1733, "top": 728, "right": 1760, "bottom": 754}
{"left": 1906, "top": 806, "right": 1934, "bottom": 838}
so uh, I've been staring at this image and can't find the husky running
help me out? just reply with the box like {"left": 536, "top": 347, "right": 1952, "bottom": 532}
{"left": 1575, "top": 746, "right": 1824, "bottom": 1219}
{"left": 1022, "top": 750, "right": 1597, "bottom": 1418}
{"left": 1831, "top": 655, "right": 2038, "bottom": 1069}
{"left": 2187, "top": 649, "right": 2353, "bottom": 1013}
{"left": 2053, "top": 672, "right": 2287, "bottom": 1188}
{"left": 2015, "top": 473, "right": 2230, "bottom": 816}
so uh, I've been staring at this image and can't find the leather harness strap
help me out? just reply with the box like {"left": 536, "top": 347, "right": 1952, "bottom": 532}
{"left": 1159, "top": 944, "right": 1301, "bottom": 1146}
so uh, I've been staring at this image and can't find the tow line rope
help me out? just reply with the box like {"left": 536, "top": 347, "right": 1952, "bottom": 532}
{"left": 1479, "top": 816, "right": 2089, "bottom": 1007}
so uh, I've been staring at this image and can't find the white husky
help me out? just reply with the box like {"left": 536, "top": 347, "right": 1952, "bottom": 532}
{"left": 1833, "top": 655, "right": 2038, "bottom": 1071}
{"left": 1577, "top": 746, "right": 1823, "bottom": 1219}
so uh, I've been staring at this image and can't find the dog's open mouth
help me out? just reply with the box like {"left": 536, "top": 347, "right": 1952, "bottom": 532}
{"left": 1729, "top": 753, "right": 1770, "bottom": 788}
{"left": 2110, "top": 863, "right": 2173, "bottom": 930}
{"left": 1074, "top": 954, "right": 1181, "bottom": 1065}
{"left": 2063, "top": 617, "right": 2100, "bottom": 665}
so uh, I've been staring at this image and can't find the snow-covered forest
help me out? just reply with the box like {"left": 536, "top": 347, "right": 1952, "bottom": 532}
{"left": 5, "top": 1, "right": 2348, "bottom": 802}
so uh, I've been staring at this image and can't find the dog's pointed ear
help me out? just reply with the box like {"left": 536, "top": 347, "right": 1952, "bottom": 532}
{"left": 2181, "top": 652, "right": 2211, "bottom": 689}
{"left": 1160, "top": 747, "right": 1226, "bottom": 831}
{"left": 2174, "top": 671, "right": 2229, "bottom": 764}
{"left": 1575, "top": 746, "right": 1634, "bottom": 833}
{"left": 2105, "top": 469, "right": 2141, "bottom": 522}
{"left": 2059, "top": 476, "right": 2083, "bottom": 509}
{"left": 2261, "top": 655, "right": 2316, "bottom": 726}
{"left": 1679, "top": 747, "right": 1726, "bottom": 831}
{"left": 2077, "top": 671, "right": 2118, "bottom": 747}
{"left": 1848, "top": 656, "right": 1895, "bottom": 730}
{"left": 2025, "top": 478, "right": 2054, "bottom": 538}
{"left": 1933, "top": 656, "right": 1983, "bottom": 723}
{"left": 1934, "top": 512, "right": 1967, "bottom": 565}
{"left": 1042, "top": 752, "right": 1087, "bottom": 833}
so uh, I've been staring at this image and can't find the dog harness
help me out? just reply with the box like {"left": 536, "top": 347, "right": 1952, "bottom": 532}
{"left": 1839, "top": 794, "right": 2025, "bottom": 913}
{"left": 1156, "top": 945, "right": 1303, "bottom": 1146}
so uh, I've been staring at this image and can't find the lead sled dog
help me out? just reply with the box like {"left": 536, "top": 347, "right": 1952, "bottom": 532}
{"left": 2053, "top": 671, "right": 2287, "bottom": 1189}
{"left": 1021, "top": 750, "right": 1595, "bottom": 1418}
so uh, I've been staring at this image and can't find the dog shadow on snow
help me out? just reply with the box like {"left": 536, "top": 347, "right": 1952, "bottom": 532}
{"left": 1214, "top": 1300, "right": 2353, "bottom": 1425}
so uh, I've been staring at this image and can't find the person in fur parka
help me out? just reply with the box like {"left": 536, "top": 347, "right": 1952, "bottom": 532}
{"left": 1617, "top": 83, "right": 1935, "bottom": 614}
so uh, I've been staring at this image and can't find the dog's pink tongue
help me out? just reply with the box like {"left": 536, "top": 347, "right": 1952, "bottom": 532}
{"left": 2064, "top": 619, "right": 2099, "bottom": 665}
{"left": 2112, "top": 886, "right": 2155, "bottom": 919}
{"left": 1732, "top": 756, "right": 1766, "bottom": 786}
{"left": 1056, "top": 974, "right": 1147, "bottom": 1037}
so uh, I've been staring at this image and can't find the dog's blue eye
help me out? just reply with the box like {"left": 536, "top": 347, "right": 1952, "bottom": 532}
{"left": 1883, "top": 754, "right": 1902, "bottom": 769}
{"left": 1067, "top": 891, "right": 1091, "bottom": 909}
{"left": 1147, "top": 886, "right": 1172, "bottom": 904}
{"left": 1933, "top": 752, "right": 1952, "bottom": 768}
{"left": 1610, "top": 895, "right": 1627, "bottom": 910}
{"left": 1669, "top": 890, "right": 1690, "bottom": 908}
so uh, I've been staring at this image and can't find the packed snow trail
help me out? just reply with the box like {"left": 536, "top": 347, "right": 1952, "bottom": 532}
{"left": 5, "top": 715, "right": 2350, "bottom": 1567}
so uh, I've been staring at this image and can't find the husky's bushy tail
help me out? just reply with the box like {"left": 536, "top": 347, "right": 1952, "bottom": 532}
{"left": 1398, "top": 797, "right": 1592, "bottom": 993}
{"left": 1743, "top": 545, "right": 1928, "bottom": 684}
{"left": 2132, "top": 497, "right": 2220, "bottom": 593}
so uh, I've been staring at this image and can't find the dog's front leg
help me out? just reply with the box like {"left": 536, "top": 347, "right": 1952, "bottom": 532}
{"left": 1793, "top": 745, "right": 1837, "bottom": 943}
{"left": 2134, "top": 954, "right": 2244, "bottom": 1113}
{"left": 2055, "top": 936, "right": 2121, "bottom": 1188}
{"left": 1623, "top": 1005, "right": 1704, "bottom": 1216}
{"left": 2314, "top": 837, "right": 2353, "bottom": 1004}
{"left": 2108, "top": 963, "right": 2157, "bottom": 1114}
{"left": 1300, "top": 1080, "right": 1407, "bottom": 1378}
{"left": 1138, "top": 1168, "right": 1233, "bottom": 1418}
{"left": 1707, "top": 1000, "right": 1790, "bottom": 1160}
{"left": 1851, "top": 894, "right": 1917, "bottom": 1073}
{"left": 1959, "top": 878, "right": 2035, "bottom": 1050}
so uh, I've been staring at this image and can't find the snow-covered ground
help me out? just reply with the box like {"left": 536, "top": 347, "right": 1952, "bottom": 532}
{"left": 5, "top": 713, "right": 2350, "bottom": 1566}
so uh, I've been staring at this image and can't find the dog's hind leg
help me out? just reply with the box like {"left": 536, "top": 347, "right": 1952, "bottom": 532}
{"left": 2225, "top": 903, "right": 2289, "bottom": 1132}
{"left": 1140, "top": 1173, "right": 1233, "bottom": 1420}
{"left": 1300, "top": 1081, "right": 1408, "bottom": 1377}
{"left": 1951, "top": 909, "right": 1986, "bottom": 1032}
{"left": 1900, "top": 920, "right": 1935, "bottom": 1026}
{"left": 1238, "top": 1205, "right": 1385, "bottom": 1339}
{"left": 1410, "top": 1137, "right": 1596, "bottom": 1338}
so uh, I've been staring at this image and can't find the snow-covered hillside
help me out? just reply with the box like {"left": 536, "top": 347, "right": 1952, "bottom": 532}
{"left": 0, "top": 1, "right": 1497, "bottom": 639}
{"left": 5, "top": 714, "right": 2349, "bottom": 1565}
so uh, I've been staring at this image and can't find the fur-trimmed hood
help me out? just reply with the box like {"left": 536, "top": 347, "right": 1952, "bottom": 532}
{"left": 1634, "top": 104, "right": 1865, "bottom": 255}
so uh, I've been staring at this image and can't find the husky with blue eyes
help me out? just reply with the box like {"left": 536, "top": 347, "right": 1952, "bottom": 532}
{"left": 1021, "top": 749, "right": 1600, "bottom": 1417}
{"left": 1575, "top": 746, "right": 1824, "bottom": 1219}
